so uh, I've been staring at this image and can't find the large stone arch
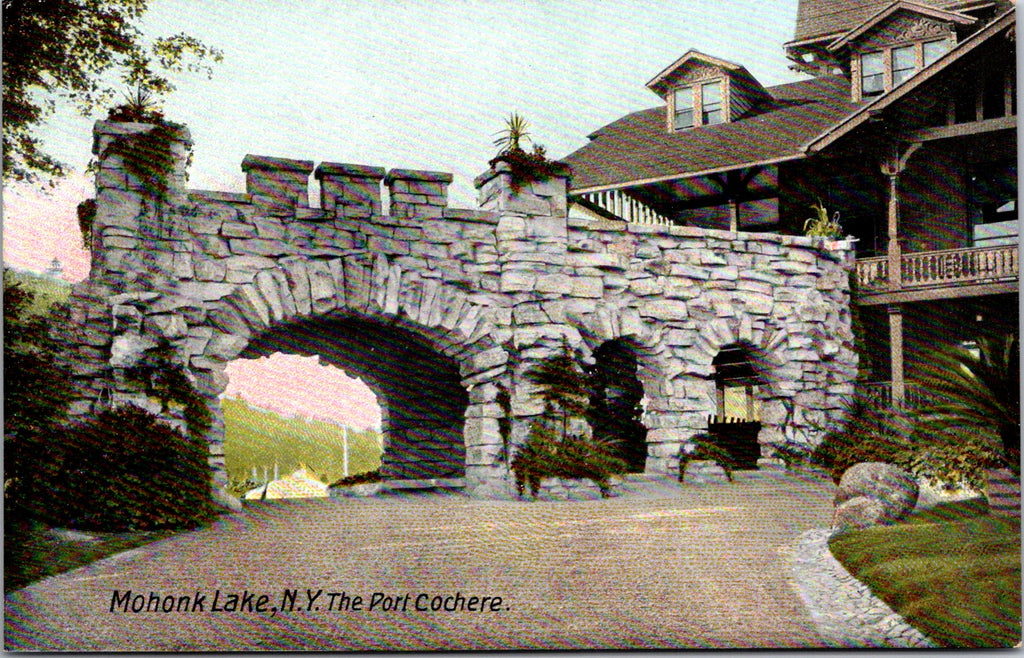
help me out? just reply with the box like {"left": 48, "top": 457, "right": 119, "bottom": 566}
{"left": 181, "top": 253, "right": 512, "bottom": 494}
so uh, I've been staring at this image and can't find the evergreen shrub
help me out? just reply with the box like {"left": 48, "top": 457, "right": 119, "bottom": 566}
{"left": 511, "top": 420, "right": 626, "bottom": 498}
{"left": 44, "top": 404, "right": 214, "bottom": 531}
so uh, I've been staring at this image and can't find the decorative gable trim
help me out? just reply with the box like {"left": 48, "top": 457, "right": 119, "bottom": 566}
{"left": 827, "top": 0, "right": 975, "bottom": 51}
{"left": 646, "top": 49, "right": 743, "bottom": 98}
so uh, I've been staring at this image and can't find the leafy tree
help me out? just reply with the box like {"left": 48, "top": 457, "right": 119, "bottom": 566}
{"left": 3, "top": 0, "right": 222, "bottom": 183}
{"left": 914, "top": 335, "right": 1020, "bottom": 473}
{"left": 3, "top": 268, "right": 73, "bottom": 523}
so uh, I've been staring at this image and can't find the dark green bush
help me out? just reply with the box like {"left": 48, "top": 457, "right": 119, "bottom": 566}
{"left": 511, "top": 420, "right": 627, "bottom": 498}
{"left": 4, "top": 270, "right": 73, "bottom": 527}
{"left": 678, "top": 433, "right": 738, "bottom": 482}
{"left": 811, "top": 391, "right": 917, "bottom": 483}
{"left": 43, "top": 404, "right": 214, "bottom": 531}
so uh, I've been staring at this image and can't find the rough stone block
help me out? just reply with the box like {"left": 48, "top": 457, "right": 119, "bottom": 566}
{"left": 571, "top": 276, "right": 604, "bottom": 299}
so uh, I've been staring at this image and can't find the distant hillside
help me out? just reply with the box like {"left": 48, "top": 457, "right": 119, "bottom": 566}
{"left": 222, "top": 396, "right": 381, "bottom": 485}
{"left": 4, "top": 268, "right": 72, "bottom": 316}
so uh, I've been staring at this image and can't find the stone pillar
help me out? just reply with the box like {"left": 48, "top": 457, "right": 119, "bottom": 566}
{"left": 315, "top": 162, "right": 385, "bottom": 218}
{"left": 90, "top": 120, "right": 192, "bottom": 287}
{"left": 241, "top": 155, "right": 314, "bottom": 211}
{"left": 473, "top": 162, "right": 575, "bottom": 493}
{"left": 384, "top": 169, "right": 452, "bottom": 217}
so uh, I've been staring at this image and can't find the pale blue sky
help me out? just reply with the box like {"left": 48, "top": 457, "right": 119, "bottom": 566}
{"left": 34, "top": 0, "right": 803, "bottom": 207}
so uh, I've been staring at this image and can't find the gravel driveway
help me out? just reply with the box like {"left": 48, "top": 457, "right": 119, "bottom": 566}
{"left": 5, "top": 472, "right": 837, "bottom": 650}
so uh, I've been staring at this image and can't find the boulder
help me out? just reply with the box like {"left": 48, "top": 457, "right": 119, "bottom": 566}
{"left": 833, "top": 462, "right": 919, "bottom": 531}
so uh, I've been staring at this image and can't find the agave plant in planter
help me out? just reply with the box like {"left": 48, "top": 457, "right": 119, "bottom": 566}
{"left": 488, "top": 112, "right": 569, "bottom": 192}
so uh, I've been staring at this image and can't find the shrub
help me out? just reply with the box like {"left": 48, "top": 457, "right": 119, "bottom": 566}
{"left": 894, "top": 427, "right": 1006, "bottom": 491}
{"left": 510, "top": 344, "right": 628, "bottom": 498}
{"left": 4, "top": 270, "right": 73, "bottom": 526}
{"left": 329, "top": 469, "right": 382, "bottom": 488}
{"left": 511, "top": 420, "right": 627, "bottom": 498}
{"left": 42, "top": 404, "right": 215, "bottom": 531}
{"left": 811, "top": 391, "right": 917, "bottom": 484}
{"left": 914, "top": 335, "right": 1020, "bottom": 475}
{"left": 678, "top": 433, "right": 738, "bottom": 482}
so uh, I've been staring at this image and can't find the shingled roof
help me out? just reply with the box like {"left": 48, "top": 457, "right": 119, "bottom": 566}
{"left": 563, "top": 75, "right": 860, "bottom": 193}
{"left": 790, "top": 0, "right": 1008, "bottom": 43}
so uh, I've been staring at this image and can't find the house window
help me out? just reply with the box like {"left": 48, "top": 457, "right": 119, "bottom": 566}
{"left": 923, "top": 40, "right": 949, "bottom": 67}
{"left": 861, "top": 51, "right": 885, "bottom": 97}
{"left": 892, "top": 45, "right": 917, "bottom": 86}
{"left": 702, "top": 81, "right": 723, "bottom": 125}
{"left": 969, "top": 161, "right": 1018, "bottom": 246}
{"left": 674, "top": 86, "right": 694, "bottom": 129}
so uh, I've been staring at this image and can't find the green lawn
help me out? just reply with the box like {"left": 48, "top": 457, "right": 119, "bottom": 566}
{"left": 829, "top": 500, "right": 1021, "bottom": 648}
{"left": 4, "top": 522, "right": 177, "bottom": 593}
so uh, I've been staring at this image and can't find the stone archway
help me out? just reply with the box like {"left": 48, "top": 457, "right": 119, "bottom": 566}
{"left": 61, "top": 119, "right": 858, "bottom": 503}
{"left": 182, "top": 255, "right": 511, "bottom": 495}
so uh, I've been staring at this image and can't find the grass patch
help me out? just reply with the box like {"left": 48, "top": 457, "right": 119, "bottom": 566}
{"left": 829, "top": 501, "right": 1021, "bottom": 648}
{"left": 4, "top": 521, "right": 178, "bottom": 593}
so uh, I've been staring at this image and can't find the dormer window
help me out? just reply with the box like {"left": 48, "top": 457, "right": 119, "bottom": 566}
{"left": 647, "top": 50, "right": 772, "bottom": 133}
{"left": 892, "top": 45, "right": 916, "bottom": 86}
{"left": 702, "top": 81, "right": 723, "bottom": 125}
{"left": 674, "top": 86, "right": 694, "bottom": 129}
{"left": 856, "top": 39, "right": 953, "bottom": 101}
{"left": 923, "top": 40, "right": 949, "bottom": 67}
{"left": 861, "top": 52, "right": 885, "bottom": 97}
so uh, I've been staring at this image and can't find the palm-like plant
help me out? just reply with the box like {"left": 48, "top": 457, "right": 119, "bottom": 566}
{"left": 492, "top": 112, "right": 531, "bottom": 154}
{"left": 914, "top": 334, "right": 1020, "bottom": 472}
{"left": 525, "top": 343, "right": 590, "bottom": 442}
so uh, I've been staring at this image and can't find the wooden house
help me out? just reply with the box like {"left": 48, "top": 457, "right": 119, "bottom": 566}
{"left": 562, "top": 0, "right": 1018, "bottom": 404}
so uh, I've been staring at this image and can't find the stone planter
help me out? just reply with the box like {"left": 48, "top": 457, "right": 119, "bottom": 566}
{"left": 528, "top": 476, "right": 622, "bottom": 501}
{"left": 681, "top": 460, "right": 730, "bottom": 484}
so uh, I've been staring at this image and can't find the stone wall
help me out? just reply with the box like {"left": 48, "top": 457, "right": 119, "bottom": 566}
{"left": 63, "top": 120, "right": 857, "bottom": 500}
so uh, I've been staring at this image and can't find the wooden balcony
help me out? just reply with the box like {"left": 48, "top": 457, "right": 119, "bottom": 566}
{"left": 854, "top": 244, "right": 1018, "bottom": 304}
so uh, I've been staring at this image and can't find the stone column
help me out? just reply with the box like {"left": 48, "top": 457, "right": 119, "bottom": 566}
{"left": 474, "top": 162, "right": 575, "bottom": 492}
{"left": 385, "top": 169, "right": 452, "bottom": 217}
{"left": 315, "top": 162, "right": 385, "bottom": 218}
{"left": 90, "top": 120, "right": 192, "bottom": 287}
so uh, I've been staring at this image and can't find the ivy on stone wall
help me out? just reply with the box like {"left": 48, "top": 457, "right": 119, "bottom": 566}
{"left": 76, "top": 198, "right": 96, "bottom": 250}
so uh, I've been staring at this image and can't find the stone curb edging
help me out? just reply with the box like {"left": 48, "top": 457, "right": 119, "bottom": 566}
{"left": 790, "top": 528, "right": 937, "bottom": 648}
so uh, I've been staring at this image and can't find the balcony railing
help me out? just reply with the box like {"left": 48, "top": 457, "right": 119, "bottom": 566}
{"left": 859, "top": 381, "right": 942, "bottom": 408}
{"left": 855, "top": 244, "right": 1019, "bottom": 292}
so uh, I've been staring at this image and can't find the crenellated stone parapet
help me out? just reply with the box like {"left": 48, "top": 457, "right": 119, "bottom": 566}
{"left": 385, "top": 168, "right": 453, "bottom": 217}
{"left": 315, "top": 163, "right": 385, "bottom": 217}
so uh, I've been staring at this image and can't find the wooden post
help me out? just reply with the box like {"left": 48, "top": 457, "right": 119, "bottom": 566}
{"left": 745, "top": 384, "right": 755, "bottom": 420}
{"left": 881, "top": 142, "right": 919, "bottom": 291}
{"left": 716, "top": 386, "right": 726, "bottom": 418}
{"left": 729, "top": 198, "right": 740, "bottom": 232}
{"left": 888, "top": 304, "right": 905, "bottom": 403}
{"left": 886, "top": 171, "right": 902, "bottom": 290}
{"left": 343, "top": 425, "right": 349, "bottom": 477}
